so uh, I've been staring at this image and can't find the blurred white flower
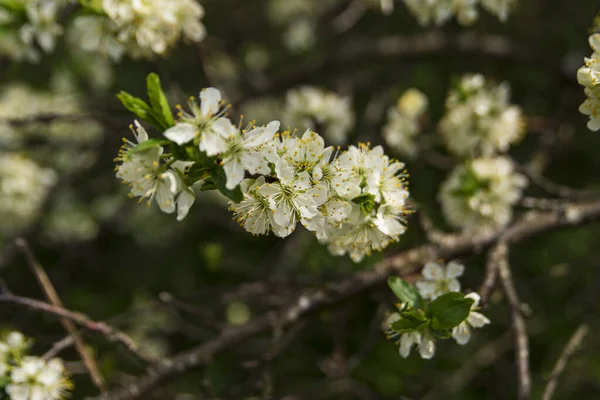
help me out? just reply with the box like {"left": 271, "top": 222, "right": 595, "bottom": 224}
{"left": 383, "top": 88, "right": 428, "bottom": 157}
{"left": 401, "top": 0, "right": 517, "bottom": 26}
{"left": 0, "top": 153, "right": 57, "bottom": 235}
{"left": 283, "top": 86, "right": 354, "bottom": 145}
{"left": 7, "top": 356, "right": 71, "bottom": 400}
{"left": 439, "top": 156, "right": 527, "bottom": 231}
{"left": 578, "top": 34, "right": 600, "bottom": 131}
{"left": 415, "top": 261, "right": 465, "bottom": 300}
{"left": 439, "top": 74, "right": 524, "bottom": 157}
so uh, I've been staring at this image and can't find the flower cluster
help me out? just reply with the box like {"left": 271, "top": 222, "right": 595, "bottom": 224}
{"left": 439, "top": 156, "right": 527, "bottom": 231}
{"left": 383, "top": 88, "right": 428, "bottom": 157}
{"left": 283, "top": 86, "right": 355, "bottom": 145}
{"left": 401, "top": 0, "right": 518, "bottom": 26}
{"left": 439, "top": 74, "right": 524, "bottom": 158}
{"left": 0, "top": 331, "right": 72, "bottom": 399}
{"left": 115, "top": 76, "right": 410, "bottom": 262}
{"left": 384, "top": 261, "right": 490, "bottom": 359}
{"left": 0, "top": 0, "right": 67, "bottom": 62}
{"left": 72, "top": 0, "right": 206, "bottom": 61}
{"left": 577, "top": 33, "right": 600, "bottom": 131}
{"left": 0, "top": 153, "right": 58, "bottom": 236}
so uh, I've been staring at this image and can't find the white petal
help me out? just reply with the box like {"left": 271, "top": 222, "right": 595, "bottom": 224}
{"left": 447, "top": 278, "right": 461, "bottom": 293}
{"left": 415, "top": 281, "right": 437, "bottom": 299}
{"left": 418, "top": 336, "right": 436, "bottom": 359}
{"left": 452, "top": 322, "right": 471, "bottom": 345}
{"left": 200, "top": 87, "right": 222, "bottom": 118}
{"left": 133, "top": 120, "right": 149, "bottom": 142}
{"left": 465, "top": 292, "right": 481, "bottom": 308}
{"left": 223, "top": 157, "right": 245, "bottom": 190}
{"left": 212, "top": 117, "right": 238, "bottom": 139}
{"left": 164, "top": 123, "right": 197, "bottom": 145}
{"left": 275, "top": 158, "right": 295, "bottom": 185}
{"left": 176, "top": 188, "right": 195, "bottom": 221}
{"left": 467, "top": 312, "right": 491, "bottom": 328}
{"left": 422, "top": 262, "right": 444, "bottom": 280}
{"left": 399, "top": 332, "right": 419, "bottom": 358}
{"left": 445, "top": 261, "right": 465, "bottom": 279}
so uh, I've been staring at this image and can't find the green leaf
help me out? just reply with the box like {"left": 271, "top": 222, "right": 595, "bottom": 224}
{"left": 391, "top": 318, "right": 428, "bottom": 333}
{"left": 187, "top": 163, "right": 211, "bottom": 186}
{"left": 400, "top": 308, "right": 427, "bottom": 322}
{"left": 116, "top": 91, "right": 163, "bottom": 130}
{"left": 0, "top": 374, "right": 10, "bottom": 388}
{"left": 125, "top": 138, "right": 170, "bottom": 158}
{"left": 429, "top": 292, "right": 474, "bottom": 330}
{"left": 146, "top": 73, "right": 174, "bottom": 130}
{"left": 387, "top": 276, "right": 423, "bottom": 309}
{"left": 78, "top": 0, "right": 103, "bottom": 13}
{"left": 429, "top": 327, "right": 453, "bottom": 340}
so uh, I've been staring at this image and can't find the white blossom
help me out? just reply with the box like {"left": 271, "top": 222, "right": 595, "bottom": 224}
{"left": 92, "top": 0, "right": 206, "bottom": 60}
{"left": 116, "top": 121, "right": 182, "bottom": 214}
{"left": 0, "top": 153, "right": 57, "bottom": 235}
{"left": 7, "top": 356, "right": 71, "bottom": 400}
{"left": 439, "top": 156, "right": 527, "bottom": 231}
{"left": 230, "top": 176, "right": 279, "bottom": 236}
{"left": 383, "top": 312, "right": 436, "bottom": 359}
{"left": 452, "top": 292, "right": 491, "bottom": 345}
{"left": 401, "top": 0, "right": 517, "bottom": 26}
{"left": 439, "top": 74, "right": 524, "bottom": 157}
{"left": 0, "top": 0, "right": 67, "bottom": 62}
{"left": 383, "top": 89, "right": 428, "bottom": 157}
{"left": 415, "top": 261, "right": 465, "bottom": 300}
{"left": 283, "top": 86, "right": 354, "bottom": 145}
{"left": 578, "top": 34, "right": 600, "bottom": 131}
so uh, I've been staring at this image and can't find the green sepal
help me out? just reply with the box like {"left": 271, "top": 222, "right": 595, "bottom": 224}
{"left": 146, "top": 73, "right": 174, "bottom": 130}
{"left": 352, "top": 193, "right": 376, "bottom": 215}
{"left": 429, "top": 292, "right": 474, "bottom": 330}
{"left": 387, "top": 276, "right": 424, "bottom": 309}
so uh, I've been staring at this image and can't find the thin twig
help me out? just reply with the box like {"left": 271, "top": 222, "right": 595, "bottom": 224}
{"left": 0, "top": 291, "right": 152, "bottom": 364}
{"left": 496, "top": 245, "right": 531, "bottom": 400}
{"left": 542, "top": 323, "right": 590, "bottom": 400}
{"left": 15, "top": 238, "right": 108, "bottom": 392}
{"left": 478, "top": 241, "right": 507, "bottom": 307}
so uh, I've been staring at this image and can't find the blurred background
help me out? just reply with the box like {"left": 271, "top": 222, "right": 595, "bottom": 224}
{"left": 2, "top": 0, "right": 600, "bottom": 398}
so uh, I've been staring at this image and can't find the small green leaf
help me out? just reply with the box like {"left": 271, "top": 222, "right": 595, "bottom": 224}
{"left": 400, "top": 308, "right": 427, "bottom": 322}
{"left": 116, "top": 91, "right": 163, "bottom": 130}
{"left": 0, "top": 374, "right": 10, "bottom": 388}
{"left": 78, "top": 0, "right": 103, "bottom": 13}
{"left": 387, "top": 276, "right": 423, "bottom": 309}
{"left": 125, "top": 138, "right": 170, "bottom": 158}
{"left": 187, "top": 163, "right": 211, "bottom": 186}
{"left": 429, "top": 327, "right": 452, "bottom": 340}
{"left": 146, "top": 73, "right": 174, "bottom": 130}
{"left": 429, "top": 292, "right": 474, "bottom": 330}
{"left": 391, "top": 318, "right": 428, "bottom": 333}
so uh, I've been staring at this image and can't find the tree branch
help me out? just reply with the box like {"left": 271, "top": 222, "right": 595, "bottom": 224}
{"left": 0, "top": 291, "right": 153, "bottom": 365}
{"left": 16, "top": 238, "right": 107, "bottom": 392}
{"left": 95, "top": 199, "right": 600, "bottom": 399}
{"left": 496, "top": 245, "right": 530, "bottom": 400}
{"left": 542, "top": 323, "right": 590, "bottom": 400}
